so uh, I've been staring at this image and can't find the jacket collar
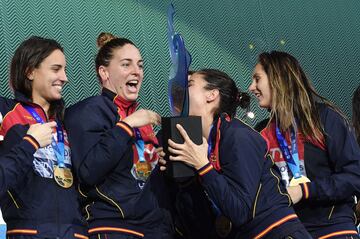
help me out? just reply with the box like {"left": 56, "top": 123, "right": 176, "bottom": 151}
{"left": 14, "top": 91, "right": 64, "bottom": 121}
{"left": 101, "top": 87, "right": 117, "bottom": 101}
{"left": 14, "top": 91, "right": 32, "bottom": 104}
{"left": 101, "top": 88, "right": 138, "bottom": 118}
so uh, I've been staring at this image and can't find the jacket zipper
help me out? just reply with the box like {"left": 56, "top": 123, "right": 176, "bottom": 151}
{"left": 252, "top": 183, "right": 262, "bottom": 218}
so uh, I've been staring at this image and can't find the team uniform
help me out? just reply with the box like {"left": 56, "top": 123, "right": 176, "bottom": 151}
{"left": 261, "top": 103, "right": 360, "bottom": 238}
{"left": 64, "top": 88, "right": 174, "bottom": 239}
{"left": 0, "top": 136, "right": 40, "bottom": 197}
{"left": 0, "top": 98, "right": 41, "bottom": 196}
{"left": 173, "top": 114, "right": 311, "bottom": 239}
{"left": 0, "top": 93, "right": 87, "bottom": 239}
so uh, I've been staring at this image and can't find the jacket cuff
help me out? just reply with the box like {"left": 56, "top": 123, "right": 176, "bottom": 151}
{"left": 23, "top": 134, "right": 40, "bottom": 150}
{"left": 116, "top": 121, "right": 134, "bottom": 137}
{"left": 300, "top": 182, "right": 311, "bottom": 200}
{"left": 197, "top": 163, "right": 214, "bottom": 176}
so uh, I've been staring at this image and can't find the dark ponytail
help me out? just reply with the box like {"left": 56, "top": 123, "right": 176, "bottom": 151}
{"left": 237, "top": 91, "right": 251, "bottom": 110}
{"left": 196, "top": 69, "right": 248, "bottom": 118}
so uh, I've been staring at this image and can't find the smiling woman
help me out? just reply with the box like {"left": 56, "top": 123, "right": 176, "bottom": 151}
{"left": 251, "top": 51, "right": 360, "bottom": 239}
{"left": 95, "top": 33, "right": 144, "bottom": 102}
{"left": 159, "top": 69, "right": 311, "bottom": 239}
{"left": 64, "top": 32, "right": 173, "bottom": 239}
{"left": 0, "top": 36, "right": 87, "bottom": 239}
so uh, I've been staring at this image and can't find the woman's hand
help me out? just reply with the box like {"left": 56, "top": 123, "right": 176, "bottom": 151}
{"left": 287, "top": 185, "right": 303, "bottom": 204}
{"left": 123, "top": 109, "right": 161, "bottom": 128}
{"left": 27, "top": 122, "right": 57, "bottom": 147}
{"left": 156, "top": 147, "right": 167, "bottom": 171}
{"left": 168, "top": 124, "right": 209, "bottom": 170}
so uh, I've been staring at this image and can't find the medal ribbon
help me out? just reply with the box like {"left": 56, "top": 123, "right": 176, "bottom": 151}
{"left": 206, "top": 116, "right": 223, "bottom": 217}
{"left": 23, "top": 105, "right": 65, "bottom": 168}
{"left": 205, "top": 116, "right": 232, "bottom": 236}
{"left": 134, "top": 128, "right": 146, "bottom": 163}
{"left": 114, "top": 95, "right": 154, "bottom": 163}
{"left": 207, "top": 125, "right": 214, "bottom": 162}
{"left": 275, "top": 124, "right": 301, "bottom": 179}
{"left": 207, "top": 116, "right": 222, "bottom": 171}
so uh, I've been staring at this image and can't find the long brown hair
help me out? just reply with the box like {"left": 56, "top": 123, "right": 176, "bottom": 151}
{"left": 258, "top": 51, "right": 343, "bottom": 142}
{"left": 10, "top": 36, "right": 65, "bottom": 120}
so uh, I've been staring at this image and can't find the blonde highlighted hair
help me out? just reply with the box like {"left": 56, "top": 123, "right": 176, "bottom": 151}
{"left": 258, "top": 51, "right": 344, "bottom": 142}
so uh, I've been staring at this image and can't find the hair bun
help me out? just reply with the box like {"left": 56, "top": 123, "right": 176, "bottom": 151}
{"left": 237, "top": 91, "right": 251, "bottom": 109}
{"left": 97, "top": 32, "right": 117, "bottom": 48}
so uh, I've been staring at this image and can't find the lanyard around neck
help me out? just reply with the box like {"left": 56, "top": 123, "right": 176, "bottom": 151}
{"left": 134, "top": 128, "right": 146, "bottom": 163}
{"left": 23, "top": 105, "right": 65, "bottom": 168}
{"left": 275, "top": 124, "right": 301, "bottom": 179}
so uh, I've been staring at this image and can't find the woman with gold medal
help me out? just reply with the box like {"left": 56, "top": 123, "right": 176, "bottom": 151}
{"left": 0, "top": 36, "right": 87, "bottom": 238}
{"left": 65, "top": 33, "right": 174, "bottom": 239}
{"left": 250, "top": 51, "right": 360, "bottom": 238}
{"left": 0, "top": 108, "right": 56, "bottom": 196}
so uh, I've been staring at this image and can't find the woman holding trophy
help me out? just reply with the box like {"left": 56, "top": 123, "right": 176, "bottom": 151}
{"left": 160, "top": 68, "right": 311, "bottom": 239}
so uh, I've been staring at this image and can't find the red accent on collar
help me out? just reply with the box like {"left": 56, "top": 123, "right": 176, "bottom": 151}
{"left": 112, "top": 95, "right": 159, "bottom": 164}
{"left": 261, "top": 121, "right": 326, "bottom": 157}
{"left": 0, "top": 103, "right": 48, "bottom": 137}
{"left": 113, "top": 95, "right": 138, "bottom": 120}
{"left": 208, "top": 117, "right": 223, "bottom": 171}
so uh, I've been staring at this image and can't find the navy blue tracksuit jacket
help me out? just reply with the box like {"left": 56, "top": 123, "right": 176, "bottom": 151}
{"left": 171, "top": 115, "right": 308, "bottom": 239}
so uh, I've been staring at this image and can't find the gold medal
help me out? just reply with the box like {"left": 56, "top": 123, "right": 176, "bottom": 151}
{"left": 215, "top": 215, "right": 232, "bottom": 238}
{"left": 289, "top": 175, "right": 311, "bottom": 187}
{"left": 53, "top": 166, "right": 73, "bottom": 188}
{"left": 135, "top": 161, "right": 152, "bottom": 181}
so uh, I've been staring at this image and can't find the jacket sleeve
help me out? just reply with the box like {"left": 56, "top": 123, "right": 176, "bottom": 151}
{"left": 0, "top": 135, "right": 38, "bottom": 196}
{"left": 304, "top": 107, "right": 360, "bottom": 202}
{"left": 197, "top": 126, "right": 265, "bottom": 227}
{"left": 65, "top": 102, "right": 135, "bottom": 186}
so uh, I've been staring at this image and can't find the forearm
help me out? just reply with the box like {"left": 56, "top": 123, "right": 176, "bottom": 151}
{"left": 0, "top": 136, "right": 38, "bottom": 195}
